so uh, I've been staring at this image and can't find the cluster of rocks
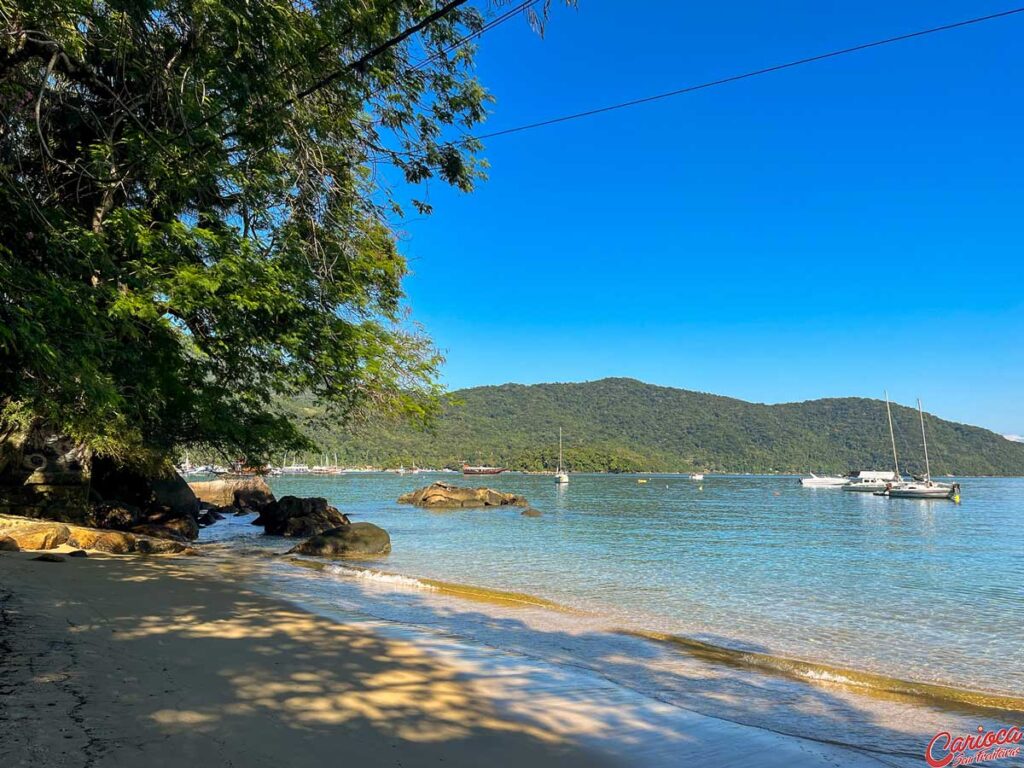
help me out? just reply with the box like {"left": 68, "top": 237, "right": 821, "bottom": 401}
{"left": 245, "top": 494, "right": 390, "bottom": 557}
{"left": 0, "top": 516, "right": 192, "bottom": 555}
{"left": 398, "top": 482, "right": 530, "bottom": 509}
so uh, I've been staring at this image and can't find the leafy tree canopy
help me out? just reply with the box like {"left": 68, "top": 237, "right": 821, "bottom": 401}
{"left": 0, "top": 0, "right": 552, "bottom": 468}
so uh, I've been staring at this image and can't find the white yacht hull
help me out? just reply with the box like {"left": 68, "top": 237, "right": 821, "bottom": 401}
{"left": 800, "top": 475, "right": 848, "bottom": 488}
{"left": 885, "top": 484, "right": 957, "bottom": 499}
{"left": 843, "top": 482, "right": 887, "bottom": 492}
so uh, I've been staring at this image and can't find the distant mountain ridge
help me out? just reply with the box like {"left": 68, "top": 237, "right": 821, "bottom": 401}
{"left": 288, "top": 378, "right": 1024, "bottom": 475}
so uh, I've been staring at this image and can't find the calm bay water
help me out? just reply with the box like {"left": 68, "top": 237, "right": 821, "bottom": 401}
{"left": 203, "top": 472, "right": 1024, "bottom": 697}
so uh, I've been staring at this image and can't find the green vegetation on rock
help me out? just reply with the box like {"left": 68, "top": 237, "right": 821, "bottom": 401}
{"left": 284, "top": 378, "right": 1024, "bottom": 476}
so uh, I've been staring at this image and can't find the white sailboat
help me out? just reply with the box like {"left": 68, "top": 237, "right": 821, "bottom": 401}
{"left": 555, "top": 428, "right": 569, "bottom": 484}
{"left": 884, "top": 399, "right": 961, "bottom": 500}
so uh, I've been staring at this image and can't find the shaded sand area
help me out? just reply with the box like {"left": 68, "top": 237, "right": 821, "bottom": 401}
{"left": 2, "top": 551, "right": 923, "bottom": 767}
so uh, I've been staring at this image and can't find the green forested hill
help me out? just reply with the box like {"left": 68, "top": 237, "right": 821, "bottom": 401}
{"left": 282, "top": 378, "right": 1024, "bottom": 475}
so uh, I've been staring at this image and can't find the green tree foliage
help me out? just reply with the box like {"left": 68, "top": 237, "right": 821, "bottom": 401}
{"left": 0, "top": 0, "right": 557, "bottom": 467}
{"left": 282, "top": 378, "right": 1024, "bottom": 475}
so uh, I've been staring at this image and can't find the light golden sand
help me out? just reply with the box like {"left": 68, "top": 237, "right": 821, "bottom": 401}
{"left": 0, "top": 551, "right": 901, "bottom": 767}
{"left": 0, "top": 551, "right": 620, "bottom": 768}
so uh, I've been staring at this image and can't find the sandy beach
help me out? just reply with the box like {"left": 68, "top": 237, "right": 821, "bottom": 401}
{"left": 0, "top": 550, "right": 904, "bottom": 768}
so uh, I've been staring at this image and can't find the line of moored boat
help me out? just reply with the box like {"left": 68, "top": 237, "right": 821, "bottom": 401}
{"left": 800, "top": 393, "right": 962, "bottom": 501}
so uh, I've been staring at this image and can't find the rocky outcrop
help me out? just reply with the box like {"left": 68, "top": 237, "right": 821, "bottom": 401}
{"left": 0, "top": 422, "right": 91, "bottom": 521}
{"left": 252, "top": 496, "right": 348, "bottom": 537}
{"left": 398, "top": 482, "right": 529, "bottom": 509}
{"left": 189, "top": 476, "right": 274, "bottom": 511}
{"left": 521, "top": 508, "right": 543, "bottom": 517}
{"left": 288, "top": 523, "right": 391, "bottom": 557}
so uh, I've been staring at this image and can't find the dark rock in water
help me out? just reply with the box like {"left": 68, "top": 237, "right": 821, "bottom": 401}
{"left": 91, "top": 501, "right": 141, "bottom": 531}
{"left": 134, "top": 536, "right": 190, "bottom": 555}
{"left": 288, "top": 523, "right": 391, "bottom": 557}
{"left": 197, "top": 508, "right": 226, "bottom": 527}
{"left": 253, "top": 496, "right": 349, "bottom": 537}
{"left": 67, "top": 549, "right": 88, "bottom": 558}
{"left": 130, "top": 523, "right": 189, "bottom": 543}
{"left": 190, "top": 477, "right": 275, "bottom": 511}
{"left": 32, "top": 553, "right": 66, "bottom": 562}
{"left": 521, "top": 508, "right": 542, "bottom": 517}
{"left": 398, "top": 482, "right": 529, "bottom": 509}
{"left": 0, "top": 522, "right": 70, "bottom": 550}
{"left": 0, "top": 536, "right": 19, "bottom": 551}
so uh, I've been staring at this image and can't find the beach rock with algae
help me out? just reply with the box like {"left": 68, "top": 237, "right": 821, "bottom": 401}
{"left": 398, "top": 482, "right": 529, "bottom": 509}
{"left": 288, "top": 523, "right": 391, "bottom": 557}
{"left": 253, "top": 496, "right": 349, "bottom": 537}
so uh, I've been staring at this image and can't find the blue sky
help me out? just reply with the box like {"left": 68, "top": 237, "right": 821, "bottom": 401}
{"left": 394, "top": 0, "right": 1023, "bottom": 435}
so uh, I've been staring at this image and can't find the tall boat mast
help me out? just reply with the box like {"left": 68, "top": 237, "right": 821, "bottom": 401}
{"left": 558, "top": 427, "right": 563, "bottom": 473}
{"left": 917, "top": 398, "right": 932, "bottom": 482}
{"left": 885, "top": 391, "right": 901, "bottom": 479}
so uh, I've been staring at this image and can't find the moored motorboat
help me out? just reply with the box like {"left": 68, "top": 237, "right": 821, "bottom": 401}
{"left": 690, "top": 472, "right": 705, "bottom": 481}
{"left": 800, "top": 473, "right": 848, "bottom": 488}
{"left": 843, "top": 470, "right": 898, "bottom": 492}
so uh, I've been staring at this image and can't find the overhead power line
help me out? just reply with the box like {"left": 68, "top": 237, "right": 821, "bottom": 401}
{"left": 472, "top": 6, "right": 1024, "bottom": 142}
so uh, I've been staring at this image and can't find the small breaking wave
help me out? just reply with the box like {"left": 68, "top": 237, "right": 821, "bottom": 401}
{"left": 327, "top": 564, "right": 439, "bottom": 591}
{"left": 625, "top": 629, "right": 1024, "bottom": 715}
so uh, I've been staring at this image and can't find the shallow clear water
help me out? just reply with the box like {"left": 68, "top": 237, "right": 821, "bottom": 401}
{"left": 203, "top": 472, "right": 1024, "bottom": 696}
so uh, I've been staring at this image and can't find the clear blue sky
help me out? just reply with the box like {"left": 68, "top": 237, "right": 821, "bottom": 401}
{"left": 395, "top": 0, "right": 1024, "bottom": 435}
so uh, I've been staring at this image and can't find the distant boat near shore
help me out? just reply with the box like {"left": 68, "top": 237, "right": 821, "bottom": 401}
{"left": 463, "top": 464, "right": 507, "bottom": 475}
{"left": 555, "top": 428, "right": 569, "bottom": 484}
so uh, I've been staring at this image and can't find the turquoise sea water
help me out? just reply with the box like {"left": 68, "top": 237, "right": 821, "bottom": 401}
{"left": 203, "top": 472, "right": 1024, "bottom": 698}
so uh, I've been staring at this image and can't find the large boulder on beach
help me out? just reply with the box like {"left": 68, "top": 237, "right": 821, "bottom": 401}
{"left": 398, "top": 482, "right": 529, "bottom": 509}
{"left": 0, "top": 522, "right": 70, "bottom": 550}
{"left": 91, "top": 501, "right": 142, "bottom": 531}
{"left": 189, "top": 476, "right": 275, "bottom": 511}
{"left": 252, "top": 496, "right": 348, "bottom": 537}
{"left": 66, "top": 527, "right": 136, "bottom": 554}
{"left": 91, "top": 458, "right": 199, "bottom": 520}
{"left": 288, "top": 523, "right": 391, "bottom": 557}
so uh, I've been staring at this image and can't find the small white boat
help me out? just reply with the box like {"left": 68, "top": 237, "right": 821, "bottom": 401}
{"left": 843, "top": 470, "right": 898, "bottom": 492}
{"left": 555, "top": 428, "right": 569, "bottom": 484}
{"left": 690, "top": 472, "right": 705, "bottom": 481}
{"left": 800, "top": 473, "right": 848, "bottom": 488}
